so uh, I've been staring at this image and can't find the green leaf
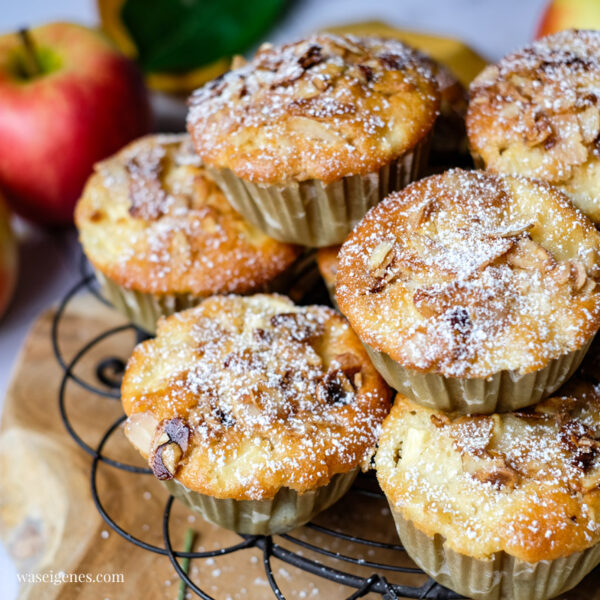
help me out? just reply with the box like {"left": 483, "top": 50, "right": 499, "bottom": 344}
{"left": 120, "top": 0, "right": 286, "bottom": 73}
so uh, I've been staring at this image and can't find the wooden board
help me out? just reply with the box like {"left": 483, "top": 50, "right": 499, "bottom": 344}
{"left": 1, "top": 292, "right": 599, "bottom": 600}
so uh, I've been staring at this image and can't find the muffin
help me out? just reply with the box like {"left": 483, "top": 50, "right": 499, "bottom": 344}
{"left": 121, "top": 294, "right": 391, "bottom": 535}
{"left": 316, "top": 245, "right": 341, "bottom": 308}
{"left": 376, "top": 388, "right": 600, "bottom": 600}
{"left": 75, "top": 134, "right": 302, "bottom": 332}
{"left": 187, "top": 33, "right": 440, "bottom": 247}
{"left": 336, "top": 169, "right": 600, "bottom": 413}
{"left": 467, "top": 29, "right": 600, "bottom": 224}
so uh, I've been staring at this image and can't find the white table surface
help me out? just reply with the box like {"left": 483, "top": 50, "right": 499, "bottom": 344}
{"left": 0, "top": 0, "right": 548, "bottom": 597}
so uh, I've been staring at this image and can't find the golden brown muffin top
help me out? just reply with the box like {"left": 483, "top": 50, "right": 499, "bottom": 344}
{"left": 336, "top": 169, "right": 600, "bottom": 378}
{"left": 376, "top": 387, "right": 600, "bottom": 562}
{"left": 187, "top": 34, "right": 439, "bottom": 185}
{"left": 121, "top": 294, "right": 391, "bottom": 500}
{"left": 75, "top": 134, "right": 301, "bottom": 296}
{"left": 467, "top": 29, "right": 600, "bottom": 222}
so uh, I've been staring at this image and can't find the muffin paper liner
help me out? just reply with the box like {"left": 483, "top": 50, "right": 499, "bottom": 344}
{"left": 93, "top": 251, "right": 318, "bottom": 334}
{"left": 208, "top": 134, "right": 431, "bottom": 248}
{"left": 163, "top": 469, "right": 358, "bottom": 535}
{"left": 364, "top": 336, "right": 594, "bottom": 414}
{"left": 391, "top": 510, "right": 600, "bottom": 600}
{"left": 94, "top": 270, "right": 199, "bottom": 334}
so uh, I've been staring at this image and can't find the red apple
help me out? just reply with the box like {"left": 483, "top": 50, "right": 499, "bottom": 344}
{"left": 0, "top": 22, "right": 151, "bottom": 226}
{"left": 537, "top": 0, "right": 600, "bottom": 38}
{"left": 0, "top": 195, "right": 17, "bottom": 319}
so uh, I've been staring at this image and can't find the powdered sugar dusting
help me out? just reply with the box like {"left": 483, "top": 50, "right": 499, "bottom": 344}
{"left": 76, "top": 134, "right": 300, "bottom": 295}
{"left": 337, "top": 169, "right": 600, "bottom": 377}
{"left": 187, "top": 33, "right": 439, "bottom": 184}
{"left": 468, "top": 29, "right": 600, "bottom": 221}
{"left": 377, "top": 385, "right": 600, "bottom": 560}
{"left": 123, "top": 295, "right": 390, "bottom": 499}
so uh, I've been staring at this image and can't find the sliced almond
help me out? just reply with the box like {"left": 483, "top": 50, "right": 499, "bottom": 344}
{"left": 287, "top": 116, "right": 340, "bottom": 144}
{"left": 231, "top": 54, "right": 248, "bottom": 69}
{"left": 551, "top": 113, "right": 588, "bottom": 166}
{"left": 499, "top": 103, "right": 521, "bottom": 120}
{"left": 331, "top": 37, "right": 363, "bottom": 56}
{"left": 124, "top": 412, "right": 159, "bottom": 456}
{"left": 150, "top": 418, "right": 191, "bottom": 480}
{"left": 155, "top": 432, "right": 170, "bottom": 447}
{"left": 550, "top": 262, "right": 572, "bottom": 286}
{"left": 507, "top": 237, "right": 554, "bottom": 271}
{"left": 368, "top": 240, "right": 395, "bottom": 272}
{"left": 524, "top": 112, "right": 553, "bottom": 147}
{"left": 127, "top": 146, "right": 168, "bottom": 220}
{"left": 297, "top": 44, "right": 323, "bottom": 70}
{"left": 353, "top": 371, "right": 363, "bottom": 389}
{"left": 312, "top": 76, "right": 330, "bottom": 92}
{"left": 578, "top": 106, "right": 600, "bottom": 144}
{"left": 580, "top": 465, "right": 600, "bottom": 493}
{"left": 153, "top": 442, "right": 182, "bottom": 479}
{"left": 294, "top": 79, "right": 322, "bottom": 100}
{"left": 406, "top": 200, "right": 436, "bottom": 230}
{"left": 509, "top": 74, "right": 530, "bottom": 90}
{"left": 372, "top": 71, "right": 409, "bottom": 95}
{"left": 317, "top": 62, "right": 344, "bottom": 81}
{"left": 367, "top": 241, "right": 402, "bottom": 294}
{"left": 496, "top": 222, "right": 534, "bottom": 238}
{"left": 413, "top": 287, "right": 442, "bottom": 318}
{"left": 569, "top": 260, "right": 588, "bottom": 291}
{"left": 581, "top": 278, "right": 597, "bottom": 295}
{"left": 474, "top": 65, "right": 499, "bottom": 86}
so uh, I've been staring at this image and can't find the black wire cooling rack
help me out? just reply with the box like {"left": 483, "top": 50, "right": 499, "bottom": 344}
{"left": 51, "top": 256, "right": 463, "bottom": 600}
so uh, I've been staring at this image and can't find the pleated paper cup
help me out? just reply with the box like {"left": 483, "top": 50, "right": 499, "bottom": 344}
{"left": 209, "top": 135, "right": 431, "bottom": 248}
{"left": 364, "top": 336, "right": 594, "bottom": 414}
{"left": 163, "top": 469, "right": 358, "bottom": 535}
{"left": 93, "top": 252, "right": 318, "bottom": 334}
{"left": 94, "top": 270, "right": 199, "bottom": 334}
{"left": 391, "top": 510, "right": 600, "bottom": 600}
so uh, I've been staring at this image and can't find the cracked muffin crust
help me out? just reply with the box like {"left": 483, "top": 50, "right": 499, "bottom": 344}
{"left": 337, "top": 169, "right": 600, "bottom": 381}
{"left": 75, "top": 134, "right": 301, "bottom": 296}
{"left": 376, "top": 386, "right": 600, "bottom": 562}
{"left": 121, "top": 294, "right": 391, "bottom": 501}
{"left": 187, "top": 33, "right": 439, "bottom": 186}
{"left": 467, "top": 29, "right": 600, "bottom": 223}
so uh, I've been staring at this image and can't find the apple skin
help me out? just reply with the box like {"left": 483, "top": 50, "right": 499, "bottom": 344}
{"left": 0, "top": 23, "right": 151, "bottom": 226}
{"left": 0, "top": 196, "right": 17, "bottom": 319}
{"left": 537, "top": 0, "right": 600, "bottom": 38}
